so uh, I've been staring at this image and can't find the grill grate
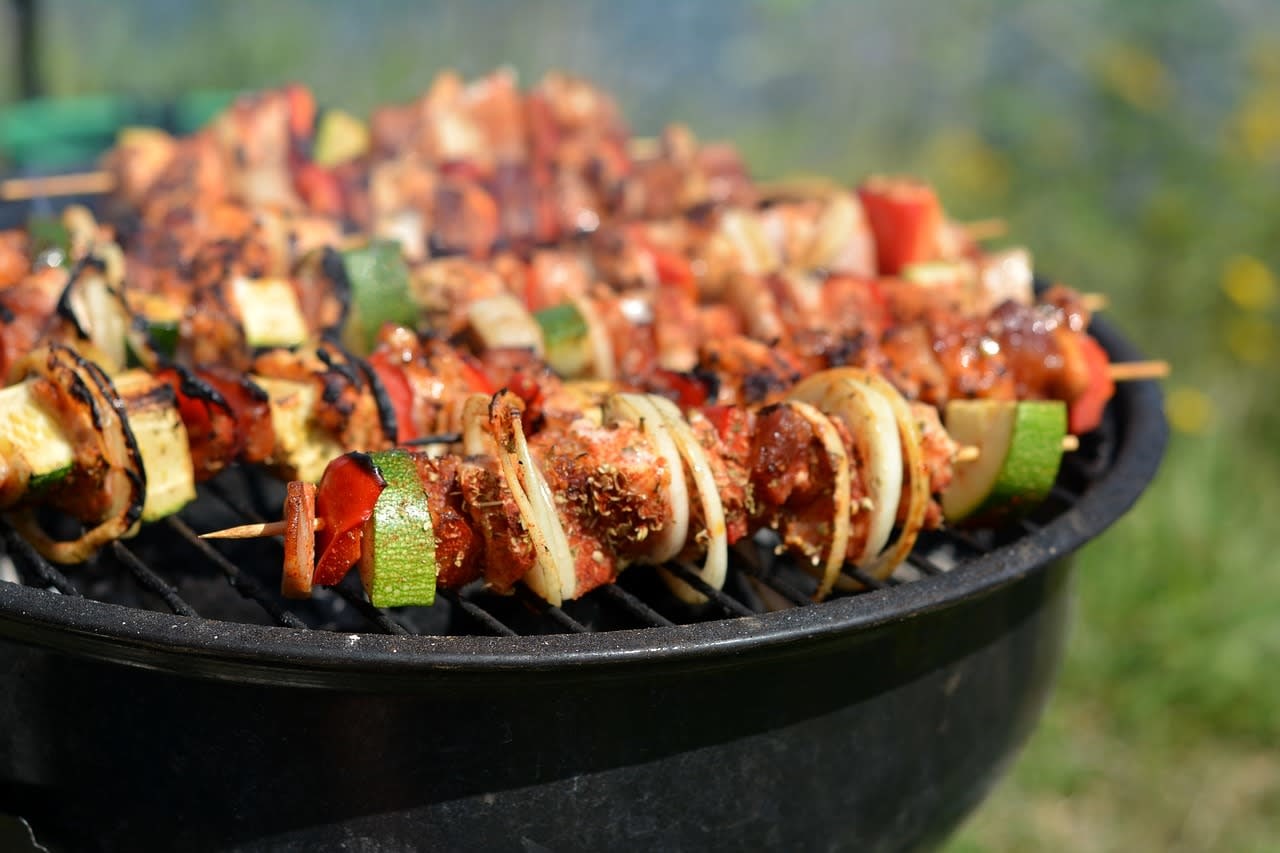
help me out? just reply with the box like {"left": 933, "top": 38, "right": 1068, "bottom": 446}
{"left": 0, "top": 416, "right": 1114, "bottom": 639}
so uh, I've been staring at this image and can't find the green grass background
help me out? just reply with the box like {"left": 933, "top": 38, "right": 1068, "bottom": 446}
{"left": 2, "top": 1, "right": 1278, "bottom": 849}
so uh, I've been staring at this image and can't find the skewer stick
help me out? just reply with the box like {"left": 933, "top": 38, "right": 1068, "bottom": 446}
{"left": 1, "top": 170, "right": 116, "bottom": 202}
{"left": 1108, "top": 360, "right": 1170, "bottom": 382}
{"left": 201, "top": 517, "right": 326, "bottom": 540}
{"left": 953, "top": 434, "right": 1081, "bottom": 464}
{"left": 1081, "top": 293, "right": 1109, "bottom": 313}
{"left": 958, "top": 218, "right": 1007, "bottom": 241}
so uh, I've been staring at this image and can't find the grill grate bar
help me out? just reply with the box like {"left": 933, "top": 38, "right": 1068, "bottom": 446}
{"left": 515, "top": 589, "right": 591, "bottom": 633}
{"left": 166, "top": 517, "right": 309, "bottom": 629}
{"left": 907, "top": 553, "right": 945, "bottom": 576}
{"left": 661, "top": 563, "right": 757, "bottom": 617}
{"left": 1, "top": 523, "right": 80, "bottom": 595}
{"left": 597, "top": 582, "right": 677, "bottom": 628}
{"left": 438, "top": 589, "right": 519, "bottom": 637}
{"left": 330, "top": 578, "right": 411, "bottom": 635}
{"left": 841, "top": 568, "right": 888, "bottom": 590}
{"left": 110, "top": 541, "right": 199, "bottom": 617}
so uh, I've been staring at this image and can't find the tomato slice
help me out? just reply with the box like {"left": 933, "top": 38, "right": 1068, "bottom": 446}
{"left": 857, "top": 176, "right": 944, "bottom": 276}
{"left": 313, "top": 453, "right": 386, "bottom": 586}
{"left": 1068, "top": 335, "right": 1115, "bottom": 435}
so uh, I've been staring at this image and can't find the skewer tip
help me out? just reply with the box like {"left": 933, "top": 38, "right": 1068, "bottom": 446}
{"left": 199, "top": 520, "right": 287, "bottom": 540}
{"left": 1108, "top": 360, "right": 1171, "bottom": 382}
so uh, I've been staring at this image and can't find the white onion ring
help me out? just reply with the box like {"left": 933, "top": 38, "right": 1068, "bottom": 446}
{"left": 790, "top": 367, "right": 928, "bottom": 583}
{"left": 6, "top": 345, "right": 145, "bottom": 564}
{"left": 648, "top": 395, "right": 728, "bottom": 605}
{"left": 602, "top": 393, "right": 689, "bottom": 565}
{"left": 489, "top": 393, "right": 577, "bottom": 605}
{"left": 779, "top": 400, "right": 851, "bottom": 602}
{"left": 570, "top": 295, "right": 616, "bottom": 382}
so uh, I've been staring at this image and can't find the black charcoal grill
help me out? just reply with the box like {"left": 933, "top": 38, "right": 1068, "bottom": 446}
{"left": 0, "top": 73, "right": 1168, "bottom": 850}
{"left": 0, "top": 293, "right": 1167, "bottom": 852}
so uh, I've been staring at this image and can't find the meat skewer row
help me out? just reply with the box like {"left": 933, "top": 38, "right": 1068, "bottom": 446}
{"left": 0, "top": 206, "right": 1149, "bottom": 454}
{"left": 207, "top": 371, "right": 948, "bottom": 609}
{"left": 206, "top": 361, "right": 1086, "bottom": 612}
{"left": 0, "top": 184, "right": 1020, "bottom": 382}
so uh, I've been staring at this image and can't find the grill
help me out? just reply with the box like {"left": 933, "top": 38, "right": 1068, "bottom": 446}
{"left": 0, "top": 151, "right": 1167, "bottom": 851}
{"left": 0, "top": 311, "right": 1166, "bottom": 853}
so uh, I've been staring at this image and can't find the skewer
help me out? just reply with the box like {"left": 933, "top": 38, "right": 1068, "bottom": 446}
{"left": 201, "top": 518, "right": 320, "bottom": 540}
{"left": 206, "top": 429, "right": 1086, "bottom": 541}
{"left": 1081, "top": 293, "right": 1109, "bottom": 313}
{"left": 1107, "top": 360, "right": 1170, "bottom": 382}
{"left": 953, "top": 434, "right": 1079, "bottom": 464}
{"left": 1, "top": 171, "right": 116, "bottom": 202}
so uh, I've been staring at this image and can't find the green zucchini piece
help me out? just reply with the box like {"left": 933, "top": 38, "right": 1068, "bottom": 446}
{"left": 534, "top": 302, "right": 592, "bottom": 377}
{"left": 27, "top": 215, "right": 72, "bottom": 267}
{"left": 313, "top": 109, "right": 370, "bottom": 167}
{"left": 0, "top": 380, "right": 74, "bottom": 492}
{"left": 340, "top": 241, "right": 417, "bottom": 354}
{"left": 360, "top": 450, "right": 437, "bottom": 608}
{"left": 230, "top": 276, "right": 310, "bottom": 349}
{"left": 942, "top": 400, "right": 1067, "bottom": 526}
{"left": 112, "top": 371, "right": 197, "bottom": 522}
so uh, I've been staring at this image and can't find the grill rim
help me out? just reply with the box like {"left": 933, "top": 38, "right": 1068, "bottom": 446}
{"left": 0, "top": 313, "right": 1167, "bottom": 683}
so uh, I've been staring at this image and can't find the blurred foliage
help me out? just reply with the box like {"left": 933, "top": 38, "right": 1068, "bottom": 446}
{"left": 2, "top": 1, "right": 1278, "bottom": 849}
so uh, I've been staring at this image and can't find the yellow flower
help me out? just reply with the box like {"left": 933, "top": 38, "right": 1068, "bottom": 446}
{"left": 1165, "top": 386, "right": 1212, "bottom": 435}
{"left": 925, "top": 128, "right": 1010, "bottom": 199}
{"left": 1231, "top": 92, "right": 1280, "bottom": 163}
{"left": 1093, "top": 43, "right": 1173, "bottom": 112}
{"left": 1225, "top": 314, "right": 1275, "bottom": 364}
{"left": 1221, "top": 255, "right": 1277, "bottom": 312}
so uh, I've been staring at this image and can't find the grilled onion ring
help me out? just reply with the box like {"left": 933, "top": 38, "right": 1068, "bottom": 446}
{"left": 6, "top": 344, "right": 146, "bottom": 564}
{"left": 791, "top": 367, "right": 929, "bottom": 583}
{"left": 489, "top": 391, "right": 577, "bottom": 606}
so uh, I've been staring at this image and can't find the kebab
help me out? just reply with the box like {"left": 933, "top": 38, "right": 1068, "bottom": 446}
{"left": 208, "top": 360, "right": 1082, "bottom": 612}
{"left": 212, "top": 370, "right": 943, "bottom": 608}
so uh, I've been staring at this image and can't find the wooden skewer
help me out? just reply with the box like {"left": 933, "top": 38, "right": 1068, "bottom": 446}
{"left": 1, "top": 170, "right": 116, "bottom": 202}
{"left": 1081, "top": 293, "right": 1109, "bottom": 313}
{"left": 953, "top": 433, "right": 1080, "bottom": 464}
{"left": 1108, "top": 360, "right": 1170, "bottom": 382}
{"left": 201, "top": 517, "right": 325, "bottom": 540}
{"left": 958, "top": 217, "right": 1007, "bottom": 241}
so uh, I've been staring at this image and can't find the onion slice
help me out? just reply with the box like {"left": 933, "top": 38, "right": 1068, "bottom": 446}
{"left": 489, "top": 393, "right": 576, "bottom": 606}
{"left": 571, "top": 295, "right": 616, "bottom": 382}
{"left": 648, "top": 395, "right": 728, "bottom": 605}
{"left": 793, "top": 368, "right": 929, "bottom": 582}
{"left": 778, "top": 400, "right": 851, "bottom": 602}
{"left": 857, "top": 372, "right": 929, "bottom": 581}
{"left": 460, "top": 392, "right": 497, "bottom": 457}
{"left": 7, "top": 345, "right": 145, "bottom": 564}
{"left": 791, "top": 371, "right": 901, "bottom": 567}
{"left": 602, "top": 393, "right": 689, "bottom": 565}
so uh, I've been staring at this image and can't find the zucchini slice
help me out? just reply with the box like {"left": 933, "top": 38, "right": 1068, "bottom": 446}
{"left": 359, "top": 450, "right": 437, "bottom": 608}
{"left": 942, "top": 399, "right": 1067, "bottom": 526}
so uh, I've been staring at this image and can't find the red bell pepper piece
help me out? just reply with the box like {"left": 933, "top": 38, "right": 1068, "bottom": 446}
{"left": 313, "top": 453, "right": 386, "bottom": 586}
{"left": 367, "top": 353, "right": 418, "bottom": 445}
{"left": 292, "top": 160, "right": 345, "bottom": 219}
{"left": 283, "top": 83, "right": 317, "bottom": 142}
{"left": 857, "top": 176, "right": 944, "bottom": 276}
{"left": 647, "top": 368, "right": 712, "bottom": 409}
{"left": 1068, "top": 335, "right": 1115, "bottom": 435}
